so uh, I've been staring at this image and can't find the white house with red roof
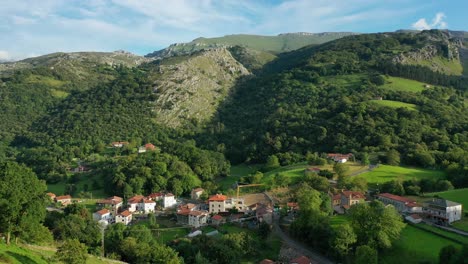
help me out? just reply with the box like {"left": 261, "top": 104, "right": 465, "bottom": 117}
{"left": 209, "top": 194, "right": 229, "bottom": 213}
{"left": 377, "top": 193, "right": 422, "bottom": 213}
{"left": 327, "top": 153, "right": 353, "bottom": 163}
{"left": 96, "top": 196, "right": 123, "bottom": 214}
{"left": 127, "top": 195, "right": 157, "bottom": 213}
{"left": 93, "top": 208, "right": 112, "bottom": 222}
{"left": 111, "top": 141, "right": 129, "bottom": 148}
{"left": 163, "top": 193, "right": 176, "bottom": 208}
{"left": 55, "top": 195, "right": 72, "bottom": 206}
{"left": 116, "top": 210, "right": 132, "bottom": 225}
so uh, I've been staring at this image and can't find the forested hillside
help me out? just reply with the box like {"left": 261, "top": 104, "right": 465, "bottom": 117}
{"left": 200, "top": 30, "right": 468, "bottom": 186}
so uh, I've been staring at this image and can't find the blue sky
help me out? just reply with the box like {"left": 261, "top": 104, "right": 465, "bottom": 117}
{"left": 1, "top": 0, "right": 467, "bottom": 61}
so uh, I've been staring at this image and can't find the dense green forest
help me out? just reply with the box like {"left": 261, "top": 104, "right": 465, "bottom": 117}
{"left": 199, "top": 31, "right": 468, "bottom": 187}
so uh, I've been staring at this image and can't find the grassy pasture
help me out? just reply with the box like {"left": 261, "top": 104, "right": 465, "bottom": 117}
{"left": 380, "top": 225, "right": 461, "bottom": 264}
{"left": 357, "top": 165, "right": 445, "bottom": 184}
{"left": 369, "top": 99, "right": 417, "bottom": 110}
{"left": 47, "top": 173, "right": 107, "bottom": 199}
{"left": 380, "top": 76, "right": 427, "bottom": 92}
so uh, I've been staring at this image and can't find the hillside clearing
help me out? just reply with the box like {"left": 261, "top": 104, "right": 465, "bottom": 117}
{"left": 368, "top": 99, "right": 417, "bottom": 110}
{"left": 357, "top": 165, "right": 445, "bottom": 184}
{"left": 380, "top": 76, "right": 428, "bottom": 92}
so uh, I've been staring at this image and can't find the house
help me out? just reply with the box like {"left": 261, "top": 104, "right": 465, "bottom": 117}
{"left": 327, "top": 153, "right": 353, "bottom": 163}
{"left": 176, "top": 203, "right": 196, "bottom": 225}
{"left": 115, "top": 210, "right": 132, "bottom": 225}
{"left": 191, "top": 188, "right": 204, "bottom": 200}
{"left": 378, "top": 193, "right": 422, "bottom": 213}
{"left": 211, "top": 214, "right": 224, "bottom": 226}
{"left": 340, "top": 190, "right": 365, "bottom": 208}
{"left": 259, "top": 259, "right": 276, "bottom": 264}
{"left": 405, "top": 214, "right": 423, "bottom": 224}
{"left": 188, "top": 211, "right": 209, "bottom": 228}
{"left": 287, "top": 202, "right": 299, "bottom": 212}
{"left": 138, "top": 143, "right": 157, "bottom": 153}
{"left": 147, "top": 192, "right": 163, "bottom": 201}
{"left": 290, "top": 255, "right": 313, "bottom": 264}
{"left": 209, "top": 194, "right": 228, "bottom": 213}
{"left": 423, "top": 198, "right": 462, "bottom": 225}
{"left": 256, "top": 203, "right": 273, "bottom": 224}
{"left": 46, "top": 192, "right": 56, "bottom": 201}
{"left": 96, "top": 196, "right": 123, "bottom": 214}
{"left": 127, "top": 195, "right": 145, "bottom": 212}
{"left": 93, "top": 209, "right": 112, "bottom": 222}
{"left": 331, "top": 194, "right": 341, "bottom": 206}
{"left": 111, "top": 141, "right": 129, "bottom": 148}
{"left": 127, "top": 195, "right": 156, "bottom": 213}
{"left": 55, "top": 195, "right": 72, "bottom": 206}
{"left": 163, "top": 193, "right": 176, "bottom": 208}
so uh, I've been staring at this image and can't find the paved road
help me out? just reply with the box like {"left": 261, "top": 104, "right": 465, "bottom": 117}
{"left": 424, "top": 221, "right": 468, "bottom": 236}
{"left": 272, "top": 213, "right": 334, "bottom": 264}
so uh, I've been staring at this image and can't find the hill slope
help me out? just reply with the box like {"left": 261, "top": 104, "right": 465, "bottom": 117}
{"left": 200, "top": 30, "right": 467, "bottom": 171}
{"left": 146, "top": 32, "right": 358, "bottom": 58}
{"left": 145, "top": 48, "right": 250, "bottom": 128}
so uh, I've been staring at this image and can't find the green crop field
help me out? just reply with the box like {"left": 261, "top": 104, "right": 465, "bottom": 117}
{"left": 380, "top": 225, "right": 461, "bottom": 264}
{"left": 357, "top": 165, "right": 445, "bottom": 184}
{"left": 369, "top": 99, "right": 417, "bottom": 110}
{"left": 380, "top": 76, "right": 428, "bottom": 92}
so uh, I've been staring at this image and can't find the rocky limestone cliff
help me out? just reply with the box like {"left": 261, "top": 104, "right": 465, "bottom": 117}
{"left": 150, "top": 48, "right": 250, "bottom": 128}
{"left": 392, "top": 31, "right": 464, "bottom": 75}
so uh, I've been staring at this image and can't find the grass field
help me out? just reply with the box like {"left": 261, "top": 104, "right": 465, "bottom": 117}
{"left": 415, "top": 223, "right": 468, "bottom": 244}
{"left": 0, "top": 243, "right": 117, "bottom": 264}
{"left": 380, "top": 225, "right": 461, "bottom": 264}
{"left": 330, "top": 215, "right": 350, "bottom": 229}
{"left": 47, "top": 173, "right": 107, "bottom": 199}
{"left": 380, "top": 76, "right": 427, "bottom": 92}
{"left": 369, "top": 99, "right": 417, "bottom": 110}
{"left": 357, "top": 165, "right": 445, "bottom": 184}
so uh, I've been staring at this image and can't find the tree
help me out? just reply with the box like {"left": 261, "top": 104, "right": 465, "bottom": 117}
{"left": 386, "top": 149, "right": 400, "bottom": 166}
{"left": 349, "top": 200, "right": 405, "bottom": 249}
{"left": 332, "top": 223, "right": 357, "bottom": 258}
{"left": 264, "top": 155, "right": 280, "bottom": 171}
{"left": 439, "top": 245, "right": 459, "bottom": 264}
{"left": 55, "top": 239, "right": 88, "bottom": 264}
{"left": 333, "top": 162, "right": 349, "bottom": 177}
{"left": 354, "top": 245, "right": 377, "bottom": 264}
{"left": 360, "top": 152, "right": 370, "bottom": 165}
{"left": 251, "top": 171, "right": 264, "bottom": 184}
{"left": 0, "top": 161, "right": 48, "bottom": 244}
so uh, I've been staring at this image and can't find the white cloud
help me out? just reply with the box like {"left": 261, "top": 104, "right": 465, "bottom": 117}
{"left": 0, "top": 50, "right": 12, "bottom": 61}
{"left": 412, "top": 12, "right": 448, "bottom": 30}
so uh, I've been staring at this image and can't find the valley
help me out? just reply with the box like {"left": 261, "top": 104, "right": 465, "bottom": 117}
{"left": 0, "top": 29, "right": 467, "bottom": 264}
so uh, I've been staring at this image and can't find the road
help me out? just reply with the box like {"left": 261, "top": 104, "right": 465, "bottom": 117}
{"left": 272, "top": 213, "right": 334, "bottom": 264}
{"left": 264, "top": 191, "right": 334, "bottom": 264}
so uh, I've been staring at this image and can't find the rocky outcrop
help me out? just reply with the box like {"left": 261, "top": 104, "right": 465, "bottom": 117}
{"left": 150, "top": 48, "right": 250, "bottom": 128}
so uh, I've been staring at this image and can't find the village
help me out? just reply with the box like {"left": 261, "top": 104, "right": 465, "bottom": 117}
{"left": 44, "top": 148, "right": 465, "bottom": 264}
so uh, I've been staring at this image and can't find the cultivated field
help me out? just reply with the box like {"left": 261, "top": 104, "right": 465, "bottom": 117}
{"left": 357, "top": 165, "right": 445, "bottom": 184}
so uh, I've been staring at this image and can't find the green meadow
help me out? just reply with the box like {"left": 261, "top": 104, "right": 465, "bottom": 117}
{"left": 357, "top": 165, "right": 445, "bottom": 184}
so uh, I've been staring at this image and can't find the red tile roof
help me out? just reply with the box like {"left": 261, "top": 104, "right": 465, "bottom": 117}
{"left": 95, "top": 209, "right": 110, "bottom": 215}
{"left": 128, "top": 195, "right": 145, "bottom": 204}
{"left": 120, "top": 210, "right": 132, "bottom": 217}
{"left": 192, "top": 188, "right": 204, "bottom": 192}
{"left": 209, "top": 194, "right": 227, "bottom": 201}
{"left": 287, "top": 202, "right": 299, "bottom": 208}
{"left": 212, "top": 214, "right": 223, "bottom": 221}
{"left": 332, "top": 194, "right": 341, "bottom": 201}
{"left": 46, "top": 192, "right": 56, "bottom": 198}
{"left": 189, "top": 211, "right": 207, "bottom": 216}
{"left": 290, "top": 255, "right": 311, "bottom": 264}
{"left": 341, "top": 191, "right": 365, "bottom": 199}
{"left": 144, "top": 143, "right": 156, "bottom": 149}
{"left": 56, "top": 195, "right": 71, "bottom": 200}
{"left": 260, "top": 259, "right": 275, "bottom": 264}
{"left": 143, "top": 199, "right": 156, "bottom": 204}
{"left": 378, "top": 193, "right": 415, "bottom": 203}
{"left": 147, "top": 193, "right": 163, "bottom": 199}
{"left": 97, "top": 196, "right": 123, "bottom": 205}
